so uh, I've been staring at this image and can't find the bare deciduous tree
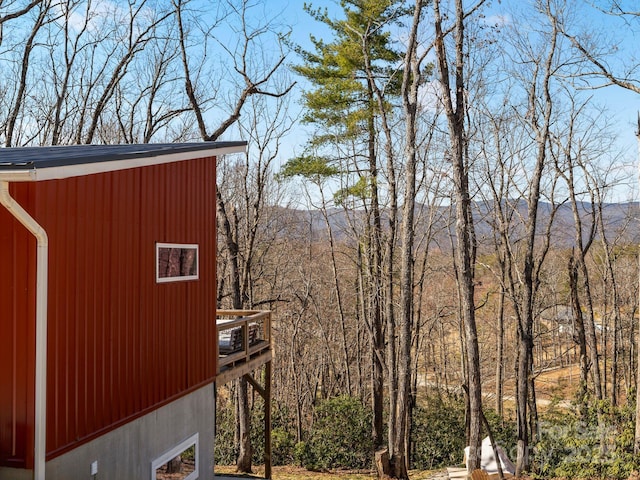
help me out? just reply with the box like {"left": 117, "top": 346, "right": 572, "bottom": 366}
{"left": 433, "top": 0, "right": 485, "bottom": 470}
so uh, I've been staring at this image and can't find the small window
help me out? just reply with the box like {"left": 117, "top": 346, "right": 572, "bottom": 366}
{"left": 151, "top": 433, "right": 199, "bottom": 480}
{"left": 156, "top": 243, "right": 199, "bottom": 283}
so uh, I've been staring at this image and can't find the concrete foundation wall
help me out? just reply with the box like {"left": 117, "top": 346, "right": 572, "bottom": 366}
{"left": 0, "top": 466, "right": 32, "bottom": 480}
{"left": 44, "top": 383, "right": 215, "bottom": 480}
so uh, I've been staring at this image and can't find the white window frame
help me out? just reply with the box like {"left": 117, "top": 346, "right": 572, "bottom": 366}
{"left": 156, "top": 243, "right": 199, "bottom": 283}
{"left": 151, "top": 432, "right": 199, "bottom": 480}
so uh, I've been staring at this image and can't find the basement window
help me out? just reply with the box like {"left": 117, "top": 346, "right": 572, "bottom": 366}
{"left": 152, "top": 433, "right": 199, "bottom": 480}
{"left": 156, "top": 243, "right": 199, "bottom": 283}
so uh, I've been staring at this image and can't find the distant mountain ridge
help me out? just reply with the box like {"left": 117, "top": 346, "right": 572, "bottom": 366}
{"left": 290, "top": 200, "right": 640, "bottom": 248}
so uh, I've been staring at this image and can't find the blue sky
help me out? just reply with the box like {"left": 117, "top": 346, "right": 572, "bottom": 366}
{"left": 278, "top": 0, "right": 640, "bottom": 202}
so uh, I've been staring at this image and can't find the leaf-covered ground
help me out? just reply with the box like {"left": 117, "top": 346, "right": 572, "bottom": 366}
{"left": 214, "top": 465, "right": 441, "bottom": 479}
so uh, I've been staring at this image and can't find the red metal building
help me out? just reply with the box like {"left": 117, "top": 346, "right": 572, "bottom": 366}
{"left": 0, "top": 142, "right": 245, "bottom": 480}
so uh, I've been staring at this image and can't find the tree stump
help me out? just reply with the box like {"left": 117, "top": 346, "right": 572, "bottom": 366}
{"left": 375, "top": 448, "right": 392, "bottom": 479}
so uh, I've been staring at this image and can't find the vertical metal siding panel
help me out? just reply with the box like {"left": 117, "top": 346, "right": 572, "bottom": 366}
{"left": 60, "top": 179, "right": 75, "bottom": 448}
{"left": 176, "top": 161, "right": 186, "bottom": 394}
{"left": 212, "top": 157, "right": 218, "bottom": 378}
{"left": 181, "top": 156, "right": 217, "bottom": 387}
{"left": 138, "top": 168, "right": 149, "bottom": 416}
{"left": 124, "top": 169, "right": 135, "bottom": 420}
{"left": 209, "top": 157, "right": 217, "bottom": 380}
{"left": 156, "top": 164, "right": 166, "bottom": 406}
{"left": 187, "top": 161, "right": 196, "bottom": 387}
{"left": 111, "top": 169, "right": 134, "bottom": 424}
{"left": 139, "top": 167, "right": 150, "bottom": 415}
{"left": 49, "top": 181, "right": 63, "bottom": 451}
{"left": 141, "top": 164, "right": 163, "bottom": 412}
{"left": 41, "top": 179, "right": 74, "bottom": 454}
{"left": 0, "top": 206, "right": 14, "bottom": 459}
{"left": 62, "top": 181, "right": 78, "bottom": 445}
{"left": 197, "top": 158, "right": 206, "bottom": 382}
{"left": 129, "top": 168, "right": 142, "bottom": 419}
{"left": 190, "top": 159, "right": 201, "bottom": 386}
{"left": 101, "top": 172, "right": 113, "bottom": 423}
{"left": 210, "top": 157, "right": 218, "bottom": 378}
{"left": 95, "top": 173, "right": 108, "bottom": 429}
{"left": 155, "top": 164, "right": 164, "bottom": 406}
{"left": 83, "top": 175, "right": 95, "bottom": 431}
{"left": 73, "top": 177, "right": 81, "bottom": 437}
{"left": 82, "top": 175, "right": 97, "bottom": 437}
{"left": 117, "top": 170, "right": 128, "bottom": 423}
{"left": 164, "top": 161, "right": 179, "bottom": 398}
{"left": 113, "top": 171, "right": 121, "bottom": 420}
{"left": 46, "top": 182, "right": 60, "bottom": 453}
{"left": 192, "top": 156, "right": 214, "bottom": 384}
{"left": 191, "top": 157, "right": 207, "bottom": 385}
{"left": 76, "top": 177, "right": 90, "bottom": 440}
{"left": 40, "top": 181, "right": 58, "bottom": 454}
{"left": 163, "top": 163, "right": 180, "bottom": 398}
{"left": 208, "top": 157, "right": 217, "bottom": 381}
{"left": 110, "top": 172, "right": 122, "bottom": 425}
{"left": 181, "top": 161, "right": 192, "bottom": 388}
{"left": 0, "top": 184, "right": 36, "bottom": 468}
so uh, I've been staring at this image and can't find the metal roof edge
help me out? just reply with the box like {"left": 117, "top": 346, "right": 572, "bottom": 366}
{"left": 1, "top": 143, "right": 246, "bottom": 182}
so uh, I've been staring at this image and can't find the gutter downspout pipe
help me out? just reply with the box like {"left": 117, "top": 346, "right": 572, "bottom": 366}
{"left": 0, "top": 181, "right": 48, "bottom": 480}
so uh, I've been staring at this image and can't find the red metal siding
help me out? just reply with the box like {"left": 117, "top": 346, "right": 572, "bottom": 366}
{"left": 0, "top": 156, "right": 217, "bottom": 465}
{"left": 0, "top": 183, "right": 36, "bottom": 468}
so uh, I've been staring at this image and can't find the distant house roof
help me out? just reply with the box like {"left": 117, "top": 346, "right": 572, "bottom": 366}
{"left": 0, "top": 142, "right": 246, "bottom": 181}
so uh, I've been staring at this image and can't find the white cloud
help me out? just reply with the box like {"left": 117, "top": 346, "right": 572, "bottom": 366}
{"left": 482, "top": 14, "right": 512, "bottom": 27}
{"left": 53, "top": 0, "right": 136, "bottom": 33}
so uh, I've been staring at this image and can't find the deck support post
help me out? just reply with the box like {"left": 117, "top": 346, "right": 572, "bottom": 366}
{"left": 242, "top": 359, "right": 272, "bottom": 479}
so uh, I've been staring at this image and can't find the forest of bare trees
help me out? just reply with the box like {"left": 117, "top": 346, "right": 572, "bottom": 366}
{"left": 2, "top": 0, "right": 640, "bottom": 479}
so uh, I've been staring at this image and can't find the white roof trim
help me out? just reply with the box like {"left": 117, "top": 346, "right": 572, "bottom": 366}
{"left": 0, "top": 143, "right": 245, "bottom": 182}
{"left": 0, "top": 170, "right": 36, "bottom": 181}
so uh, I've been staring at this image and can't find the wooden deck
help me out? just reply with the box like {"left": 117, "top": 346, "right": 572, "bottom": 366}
{"left": 216, "top": 309, "right": 273, "bottom": 479}
{"left": 217, "top": 310, "right": 272, "bottom": 384}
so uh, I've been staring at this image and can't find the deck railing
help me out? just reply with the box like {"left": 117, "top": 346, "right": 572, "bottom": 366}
{"left": 216, "top": 309, "right": 272, "bottom": 377}
{"left": 215, "top": 309, "right": 273, "bottom": 478}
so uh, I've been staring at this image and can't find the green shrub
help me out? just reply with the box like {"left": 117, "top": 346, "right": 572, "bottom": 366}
{"left": 532, "top": 401, "right": 640, "bottom": 479}
{"left": 214, "top": 392, "right": 237, "bottom": 465}
{"left": 271, "top": 426, "right": 296, "bottom": 465}
{"left": 295, "top": 395, "right": 373, "bottom": 470}
{"left": 411, "top": 396, "right": 466, "bottom": 469}
{"left": 411, "top": 396, "right": 517, "bottom": 470}
{"left": 214, "top": 390, "right": 297, "bottom": 467}
{"left": 294, "top": 441, "right": 314, "bottom": 470}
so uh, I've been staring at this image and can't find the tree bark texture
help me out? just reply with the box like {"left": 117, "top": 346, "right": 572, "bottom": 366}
{"left": 433, "top": 0, "right": 482, "bottom": 470}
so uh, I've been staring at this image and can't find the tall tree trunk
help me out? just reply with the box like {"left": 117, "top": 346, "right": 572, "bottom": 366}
{"left": 515, "top": 319, "right": 532, "bottom": 475}
{"left": 319, "top": 188, "right": 352, "bottom": 396}
{"left": 217, "top": 188, "right": 252, "bottom": 473}
{"left": 387, "top": 3, "right": 424, "bottom": 477}
{"left": 569, "top": 255, "right": 589, "bottom": 413}
{"left": 513, "top": 9, "right": 557, "bottom": 472}
{"left": 236, "top": 378, "right": 252, "bottom": 473}
{"left": 496, "top": 280, "right": 505, "bottom": 418}
{"left": 365, "top": 84, "right": 385, "bottom": 451}
{"left": 434, "top": 0, "right": 482, "bottom": 470}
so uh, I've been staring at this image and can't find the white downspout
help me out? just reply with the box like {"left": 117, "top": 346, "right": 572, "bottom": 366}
{"left": 0, "top": 181, "right": 48, "bottom": 480}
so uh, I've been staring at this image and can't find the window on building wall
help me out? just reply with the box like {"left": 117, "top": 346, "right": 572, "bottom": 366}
{"left": 156, "top": 243, "right": 199, "bottom": 283}
{"left": 152, "top": 433, "right": 199, "bottom": 480}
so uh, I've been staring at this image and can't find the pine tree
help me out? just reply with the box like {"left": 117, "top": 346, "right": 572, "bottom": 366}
{"left": 289, "top": 0, "right": 406, "bottom": 458}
